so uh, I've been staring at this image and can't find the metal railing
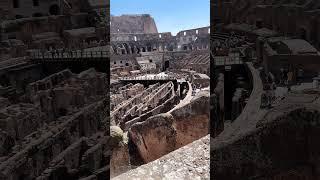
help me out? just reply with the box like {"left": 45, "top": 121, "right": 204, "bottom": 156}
{"left": 30, "top": 51, "right": 109, "bottom": 60}
{"left": 119, "top": 75, "right": 176, "bottom": 81}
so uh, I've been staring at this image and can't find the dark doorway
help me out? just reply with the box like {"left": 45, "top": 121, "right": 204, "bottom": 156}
{"left": 33, "top": 0, "right": 39, "bottom": 6}
{"left": 256, "top": 20, "right": 263, "bottom": 29}
{"left": 13, "top": 0, "right": 19, "bottom": 8}
{"left": 299, "top": 28, "right": 307, "bottom": 40}
{"left": 49, "top": 4, "right": 60, "bottom": 15}
{"left": 164, "top": 61, "right": 170, "bottom": 70}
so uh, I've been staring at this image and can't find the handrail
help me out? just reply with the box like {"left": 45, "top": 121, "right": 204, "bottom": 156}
{"left": 30, "top": 51, "right": 109, "bottom": 60}
{"left": 119, "top": 75, "right": 176, "bottom": 81}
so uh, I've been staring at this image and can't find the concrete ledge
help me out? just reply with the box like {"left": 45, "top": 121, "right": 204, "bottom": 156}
{"left": 112, "top": 135, "right": 209, "bottom": 180}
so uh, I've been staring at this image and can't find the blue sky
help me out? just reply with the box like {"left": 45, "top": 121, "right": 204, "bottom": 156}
{"left": 111, "top": 0, "right": 210, "bottom": 35}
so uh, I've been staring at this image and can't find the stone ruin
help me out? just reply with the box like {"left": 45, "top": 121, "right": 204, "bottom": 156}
{"left": 110, "top": 14, "right": 210, "bottom": 78}
{"left": 211, "top": 2, "right": 320, "bottom": 177}
{"left": 0, "top": 68, "right": 110, "bottom": 180}
{"left": 109, "top": 71, "right": 210, "bottom": 177}
{"left": 129, "top": 91, "right": 210, "bottom": 163}
{"left": 212, "top": 89, "right": 320, "bottom": 179}
{"left": 110, "top": 82, "right": 178, "bottom": 130}
{"left": 170, "top": 51, "right": 210, "bottom": 75}
{"left": 213, "top": 0, "right": 320, "bottom": 48}
{"left": 114, "top": 135, "right": 210, "bottom": 179}
{"left": 108, "top": 13, "right": 211, "bottom": 178}
{"left": 110, "top": 81, "right": 210, "bottom": 177}
{"left": 0, "top": 1, "right": 111, "bottom": 179}
{"left": 110, "top": 14, "right": 158, "bottom": 34}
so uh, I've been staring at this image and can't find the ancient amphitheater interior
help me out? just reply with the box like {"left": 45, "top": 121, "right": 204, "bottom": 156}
{"left": 2, "top": 0, "right": 320, "bottom": 179}
{"left": 109, "top": 14, "right": 211, "bottom": 178}
{"left": 211, "top": 0, "right": 320, "bottom": 179}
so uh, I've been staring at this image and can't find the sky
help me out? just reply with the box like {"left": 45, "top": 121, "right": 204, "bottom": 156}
{"left": 111, "top": 0, "right": 210, "bottom": 35}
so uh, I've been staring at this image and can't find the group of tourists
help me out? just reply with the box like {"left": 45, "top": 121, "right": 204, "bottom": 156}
{"left": 279, "top": 68, "right": 294, "bottom": 86}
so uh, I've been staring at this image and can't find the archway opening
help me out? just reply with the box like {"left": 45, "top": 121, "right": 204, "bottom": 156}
{"left": 33, "top": 13, "right": 43, "bottom": 17}
{"left": 49, "top": 4, "right": 60, "bottom": 15}
{"left": 299, "top": 28, "right": 307, "bottom": 40}
{"left": 256, "top": 20, "right": 263, "bottom": 29}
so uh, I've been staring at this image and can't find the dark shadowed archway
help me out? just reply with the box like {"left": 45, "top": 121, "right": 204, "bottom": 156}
{"left": 299, "top": 27, "right": 307, "bottom": 40}
{"left": 49, "top": 4, "right": 60, "bottom": 15}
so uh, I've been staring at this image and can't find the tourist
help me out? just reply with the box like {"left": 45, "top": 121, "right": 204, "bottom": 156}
{"left": 280, "top": 68, "right": 284, "bottom": 85}
{"left": 261, "top": 91, "right": 267, "bottom": 109}
{"left": 287, "top": 70, "right": 293, "bottom": 90}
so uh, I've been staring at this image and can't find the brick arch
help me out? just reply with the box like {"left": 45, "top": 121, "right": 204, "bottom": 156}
{"left": 49, "top": 4, "right": 60, "bottom": 15}
{"left": 122, "top": 43, "right": 131, "bottom": 54}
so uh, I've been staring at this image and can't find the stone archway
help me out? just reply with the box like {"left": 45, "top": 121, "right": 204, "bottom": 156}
{"left": 122, "top": 43, "right": 130, "bottom": 54}
{"left": 32, "top": 13, "right": 43, "bottom": 17}
{"left": 111, "top": 45, "right": 117, "bottom": 54}
{"left": 183, "top": 45, "right": 188, "bottom": 51}
{"left": 49, "top": 4, "right": 60, "bottom": 15}
{"left": 299, "top": 27, "right": 307, "bottom": 40}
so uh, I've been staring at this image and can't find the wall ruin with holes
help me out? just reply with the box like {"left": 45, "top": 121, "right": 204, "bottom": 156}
{"left": 111, "top": 82, "right": 178, "bottom": 130}
{"left": 0, "top": 68, "right": 110, "bottom": 180}
{"left": 129, "top": 92, "right": 209, "bottom": 163}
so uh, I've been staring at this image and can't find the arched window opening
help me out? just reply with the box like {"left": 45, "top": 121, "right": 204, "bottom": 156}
{"left": 49, "top": 4, "right": 60, "bottom": 15}
{"left": 33, "top": 0, "right": 39, "bottom": 6}
{"left": 13, "top": 0, "right": 19, "bottom": 8}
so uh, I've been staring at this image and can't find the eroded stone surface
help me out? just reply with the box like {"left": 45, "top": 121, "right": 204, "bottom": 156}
{"left": 129, "top": 92, "right": 209, "bottom": 164}
{"left": 211, "top": 90, "right": 320, "bottom": 179}
{"left": 0, "top": 69, "right": 110, "bottom": 180}
{"left": 113, "top": 135, "right": 210, "bottom": 180}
